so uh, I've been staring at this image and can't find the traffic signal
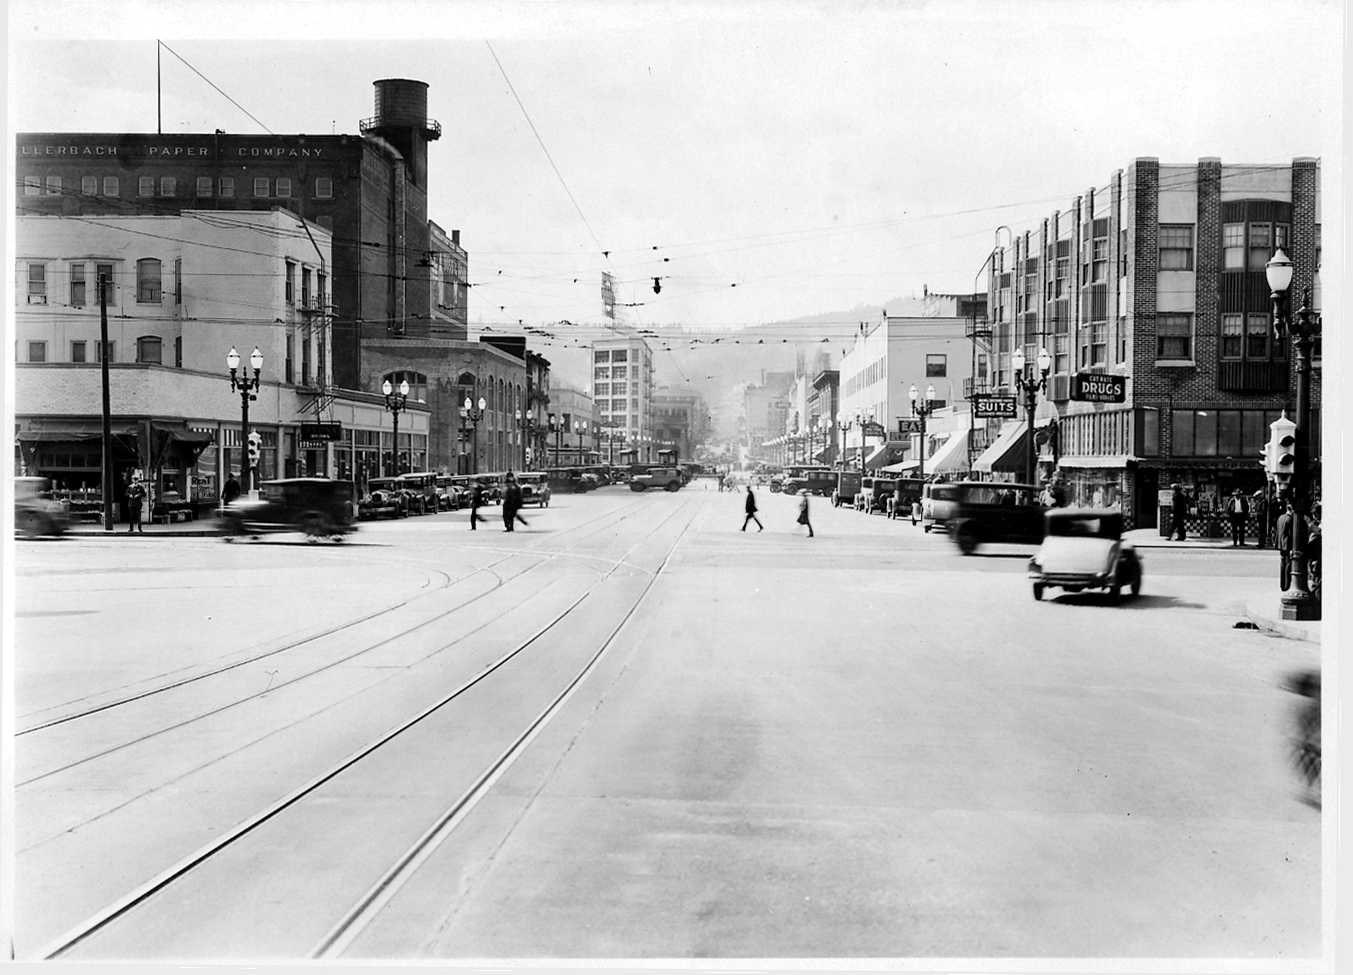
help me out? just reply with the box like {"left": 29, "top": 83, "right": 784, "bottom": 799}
{"left": 1266, "top": 413, "right": 1296, "bottom": 485}
{"left": 247, "top": 431, "right": 262, "bottom": 468}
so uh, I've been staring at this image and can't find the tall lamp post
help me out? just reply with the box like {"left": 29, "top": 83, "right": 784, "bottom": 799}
{"left": 1010, "top": 346, "right": 1051, "bottom": 486}
{"left": 227, "top": 346, "right": 263, "bottom": 492}
{"left": 909, "top": 384, "right": 938, "bottom": 481}
{"left": 515, "top": 409, "right": 533, "bottom": 470}
{"left": 576, "top": 420, "right": 588, "bottom": 463}
{"left": 382, "top": 378, "right": 410, "bottom": 476}
{"left": 1266, "top": 247, "right": 1321, "bottom": 620}
{"left": 462, "top": 396, "right": 485, "bottom": 474}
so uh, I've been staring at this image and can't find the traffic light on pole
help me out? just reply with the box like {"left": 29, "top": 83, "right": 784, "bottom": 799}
{"left": 1266, "top": 413, "right": 1296, "bottom": 487}
{"left": 247, "top": 431, "right": 262, "bottom": 468}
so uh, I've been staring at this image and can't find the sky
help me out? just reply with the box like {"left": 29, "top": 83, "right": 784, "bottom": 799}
{"left": 7, "top": 0, "right": 1343, "bottom": 343}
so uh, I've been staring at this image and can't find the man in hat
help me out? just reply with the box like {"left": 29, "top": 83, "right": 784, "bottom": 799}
{"left": 1170, "top": 483, "right": 1188, "bottom": 541}
{"left": 1225, "top": 488, "right": 1250, "bottom": 546}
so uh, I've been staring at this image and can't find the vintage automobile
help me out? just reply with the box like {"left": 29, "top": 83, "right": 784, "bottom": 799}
{"left": 1028, "top": 508, "right": 1142, "bottom": 602}
{"left": 220, "top": 477, "right": 358, "bottom": 541}
{"left": 396, "top": 472, "right": 439, "bottom": 514}
{"left": 946, "top": 481, "right": 1045, "bottom": 555}
{"left": 630, "top": 467, "right": 683, "bottom": 492}
{"left": 781, "top": 466, "right": 835, "bottom": 497}
{"left": 359, "top": 477, "right": 408, "bottom": 519}
{"left": 921, "top": 481, "right": 960, "bottom": 533}
{"left": 14, "top": 476, "right": 70, "bottom": 537}
{"left": 832, "top": 469, "right": 862, "bottom": 508}
{"left": 516, "top": 472, "right": 552, "bottom": 507}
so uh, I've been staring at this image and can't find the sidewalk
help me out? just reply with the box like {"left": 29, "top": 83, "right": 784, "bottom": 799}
{"left": 65, "top": 518, "right": 222, "bottom": 538}
{"left": 1124, "top": 528, "right": 1264, "bottom": 551}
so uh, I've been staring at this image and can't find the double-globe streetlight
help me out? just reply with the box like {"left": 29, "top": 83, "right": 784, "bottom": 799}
{"left": 1265, "top": 247, "right": 1321, "bottom": 620}
{"left": 382, "top": 378, "right": 410, "bottom": 477}
{"left": 908, "top": 383, "right": 938, "bottom": 480}
{"left": 462, "top": 396, "right": 486, "bottom": 474}
{"left": 226, "top": 346, "right": 263, "bottom": 492}
{"left": 514, "top": 409, "right": 535, "bottom": 470}
{"left": 1010, "top": 346, "right": 1052, "bottom": 487}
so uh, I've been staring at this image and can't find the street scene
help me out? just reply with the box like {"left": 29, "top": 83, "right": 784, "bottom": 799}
{"left": 4, "top": 0, "right": 1338, "bottom": 968}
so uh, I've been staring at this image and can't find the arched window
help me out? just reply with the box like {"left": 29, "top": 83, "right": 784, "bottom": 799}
{"left": 136, "top": 335, "right": 163, "bottom": 364}
{"left": 497, "top": 378, "right": 505, "bottom": 412}
{"left": 381, "top": 370, "right": 427, "bottom": 402}
{"left": 136, "top": 258, "right": 162, "bottom": 303}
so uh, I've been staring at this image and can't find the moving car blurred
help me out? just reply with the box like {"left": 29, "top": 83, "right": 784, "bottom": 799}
{"left": 14, "top": 476, "right": 69, "bottom": 537}
{"left": 947, "top": 481, "right": 1044, "bottom": 554}
{"left": 1027, "top": 508, "right": 1142, "bottom": 602}
{"left": 221, "top": 478, "right": 357, "bottom": 541}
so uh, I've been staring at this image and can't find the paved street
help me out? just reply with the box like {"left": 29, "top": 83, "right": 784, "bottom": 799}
{"left": 12, "top": 484, "right": 1320, "bottom": 961}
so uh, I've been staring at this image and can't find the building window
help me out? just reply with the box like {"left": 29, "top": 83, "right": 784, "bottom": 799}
{"left": 302, "top": 267, "right": 312, "bottom": 308}
{"left": 1171, "top": 409, "right": 1194, "bottom": 456}
{"left": 46, "top": 175, "right": 62, "bottom": 196}
{"left": 925, "top": 354, "right": 947, "bottom": 377}
{"left": 1221, "top": 314, "right": 1243, "bottom": 358}
{"left": 1222, "top": 222, "right": 1245, "bottom": 270}
{"left": 1218, "top": 410, "right": 1242, "bottom": 457}
{"left": 196, "top": 176, "right": 213, "bottom": 197}
{"left": 27, "top": 263, "right": 46, "bottom": 303}
{"left": 1246, "top": 313, "right": 1270, "bottom": 359}
{"left": 81, "top": 176, "right": 98, "bottom": 195}
{"left": 136, "top": 336, "right": 163, "bottom": 364}
{"left": 1247, "top": 223, "right": 1271, "bottom": 271}
{"left": 285, "top": 261, "right": 295, "bottom": 305}
{"left": 1275, "top": 223, "right": 1290, "bottom": 251}
{"left": 174, "top": 257, "right": 182, "bottom": 305}
{"left": 314, "top": 177, "right": 333, "bottom": 199}
{"left": 24, "top": 176, "right": 41, "bottom": 196}
{"left": 253, "top": 177, "right": 270, "bottom": 198}
{"left": 175, "top": 336, "right": 182, "bottom": 367}
{"left": 159, "top": 176, "right": 176, "bottom": 197}
{"left": 28, "top": 341, "right": 47, "bottom": 363}
{"left": 103, "top": 176, "right": 120, "bottom": 196}
{"left": 136, "top": 258, "right": 162, "bottom": 303}
{"left": 1159, "top": 225, "right": 1194, "bottom": 270}
{"left": 318, "top": 273, "right": 326, "bottom": 312}
{"left": 139, "top": 176, "right": 155, "bottom": 197}
{"left": 1156, "top": 313, "right": 1192, "bottom": 360}
{"left": 220, "top": 176, "right": 235, "bottom": 198}
{"left": 1091, "top": 322, "right": 1107, "bottom": 366}
{"left": 70, "top": 264, "right": 86, "bottom": 307}
{"left": 71, "top": 340, "right": 87, "bottom": 363}
{"left": 383, "top": 370, "right": 429, "bottom": 402}
{"left": 275, "top": 177, "right": 291, "bottom": 198}
{"left": 612, "top": 349, "right": 628, "bottom": 363}
{"left": 96, "top": 341, "right": 115, "bottom": 362}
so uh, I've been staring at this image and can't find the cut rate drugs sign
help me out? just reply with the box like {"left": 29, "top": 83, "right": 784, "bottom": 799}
{"left": 1071, "top": 373, "right": 1127, "bottom": 403}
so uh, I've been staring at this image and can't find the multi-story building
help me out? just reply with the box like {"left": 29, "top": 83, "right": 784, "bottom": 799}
{"left": 544, "top": 386, "right": 598, "bottom": 466}
{"left": 591, "top": 334, "right": 655, "bottom": 462}
{"left": 971, "top": 156, "right": 1321, "bottom": 530}
{"left": 743, "top": 370, "right": 795, "bottom": 463}
{"left": 837, "top": 313, "right": 974, "bottom": 467}
{"left": 14, "top": 210, "right": 428, "bottom": 513}
{"left": 809, "top": 369, "right": 840, "bottom": 466}
{"left": 651, "top": 389, "right": 708, "bottom": 464}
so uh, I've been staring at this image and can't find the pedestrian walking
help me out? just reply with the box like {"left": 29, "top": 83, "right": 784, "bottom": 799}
{"left": 221, "top": 474, "right": 241, "bottom": 506}
{"left": 718, "top": 473, "right": 726, "bottom": 493}
{"left": 469, "top": 481, "right": 485, "bottom": 531}
{"left": 502, "top": 474, "right": 529, "bottom": 532}
{"left": 796, "top": 489, "right": 815, "bottom": 538}
{"left": 741, "top": 485, "right": 763, "bottom": 532}
{"left": 911, "top": 497, "right": 922, "bottom": 526}
{"left": 1226, "top": 488, "right": 1250, "bottom": 546}
{"left": 126, "top": 478, "right": 146, "bottom": 533}
{"left": 1275, "top": 498, "right": 1303, "bottom": 590}
{"left": 1170, "top": 483, "right": 1188, "bottom": 541}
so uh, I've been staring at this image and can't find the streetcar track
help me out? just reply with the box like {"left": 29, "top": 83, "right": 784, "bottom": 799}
{"left": 36, "top": 495, "right": 698, "bottom": 960}
{"left": 16, "top": 494, "right": 653, "bottom": 735}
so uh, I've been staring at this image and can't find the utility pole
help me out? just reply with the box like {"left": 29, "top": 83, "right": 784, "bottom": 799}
{"left": 99, "top": 274, "right": 114, "bottom": 531}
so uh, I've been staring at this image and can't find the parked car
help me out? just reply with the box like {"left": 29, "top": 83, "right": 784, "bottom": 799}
{"left": 14, "top": 476, "right": 69, "bottom": 537}
{"left": 516, "top": 472, "right": 552, "bottom": 507}
{"left": 396, "top": 472, "right": 439, "bottom": 514}
{"left": 547, "top": 468, "right": 588, "bottom": 494}
{"left": 630, "top": 467, "right": 683, "bottom": 492}
{"left": 921, "top": 481, "right": 960, "bottom": 533}
{"left": 360, "top": 477, "right": 407, "bottom": 519}
{"left": 832, "top": 470, "right": 862, "bottom": 508}
{"left": 856, "top": 476, "right": 897, "bottom": 514}
{"left": 1028, "top": 508, "right": 1142, "bottom": 602}
{"left": 781, "top": 467, "right": 835, "bottom": 497}
{"left": 220, "top": 477, "right": 357, "bottom": 541}
{"left": 947, "top": 481, "right": 1045, "bottom": 555}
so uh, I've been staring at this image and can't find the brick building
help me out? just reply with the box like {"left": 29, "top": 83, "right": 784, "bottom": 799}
{"left": 972, "top": 157, "right": 1321, "bottom": 530}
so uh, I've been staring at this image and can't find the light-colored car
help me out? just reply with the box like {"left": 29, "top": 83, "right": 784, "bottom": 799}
{"left": 1028, "top": 508, "right": 1142, "bottom": 602}
{"left": 630, "top": 467, "right": 682, "bottom": 492}
{"left": 516, "top": 473, "right": 551, "bottom": 507}
{"left": 14, "top": 476, "right": 70, "bottom": 537}
{"left": 921, "top": 481, "right": 959, "bottom": 533}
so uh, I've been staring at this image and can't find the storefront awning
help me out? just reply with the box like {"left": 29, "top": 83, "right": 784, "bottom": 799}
{"left": 865, "top": 441, "right": 908, "bottom": 471}
{"left": 1056, "top": 454, "right": 1139, "bottom": 469}
{"left": 16, "top": 425, "right": 137, "bottom": 443}
{"left": 924, "top": 429, "right": 972, "bottom": 474}
{"left": 149, "top": 421, "right": 214, "bottom": 445}
{"left": 879, "top": 459, "right": 920, "bottom": 474}
{"left": 972, "top": 421, "right": 1028, "bottom": 474}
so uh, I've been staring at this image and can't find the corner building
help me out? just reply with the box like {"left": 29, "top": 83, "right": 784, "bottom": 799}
{"left": 975, "top": 157, "right": 1321, "bottom": 532}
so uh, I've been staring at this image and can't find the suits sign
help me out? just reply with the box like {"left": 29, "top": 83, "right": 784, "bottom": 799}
{"left": 973, "top": 395, "right": 1017, "bottom": 418}
{"left": 1071, "top": 373, "right": 1127, "bottom": 403}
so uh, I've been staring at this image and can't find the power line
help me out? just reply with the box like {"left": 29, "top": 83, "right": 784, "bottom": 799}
{"left": 157, "top": 41, "right": 274, "bottom": 135}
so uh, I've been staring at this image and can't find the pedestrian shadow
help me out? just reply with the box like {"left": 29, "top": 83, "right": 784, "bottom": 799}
{"left": 1046, "top": 592, "right": 1206, "bottom": 610}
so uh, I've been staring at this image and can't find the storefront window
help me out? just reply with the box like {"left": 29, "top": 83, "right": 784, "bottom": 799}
{"left": 1194, "top": 410, "right": 1217, "bottom": 456}
{"left": 1171, "top": 409, "right": 1194, "bottom": 456}
{"left": 1217, "top": 411, "right": 1242, "bottom": 457}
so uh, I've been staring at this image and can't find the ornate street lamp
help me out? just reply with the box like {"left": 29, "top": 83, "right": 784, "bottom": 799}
{"left": 227, "top": 346, "right": 263, "bottom": 492}
{"left": 1010, "top": 346, "right": 1052, "bottom": 486}
{"left": 382, "top": 378, "right": 410, "bottom": 476}
{"left": 909, "top": 383, "right": 938, "bottom": 481}
{"left": 462, "top": 395, "right": 486, "bottom": 474}
{"left": 1266, "top": 247, "right": 1321, "bottom": 620}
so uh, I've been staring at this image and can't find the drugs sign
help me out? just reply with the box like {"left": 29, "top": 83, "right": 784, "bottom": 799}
{"left": 973, "top": 395, "right": 1017, "bottom": 418}
{"left": 1071, "top": 373, "right": 1127, "bottom": 403}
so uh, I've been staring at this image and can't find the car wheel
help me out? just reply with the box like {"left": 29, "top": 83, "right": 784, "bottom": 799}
{"left": 1032, "top": 583, "right": 1045, "bottom": 601}
{"left": 302, "top": 513, "right": 331, "bottom": 540}
{"left": 1109, "top": 583, "right": 1122, "bottom": 604}
{"left": 1129, "top": 568, "right": 1142, "bottom": 597}
{"left": 924, "top": 525, "right": 931, "bottom": 533}
{"left": 15, "top": 509, "right": 42, "bottom": 538}
{"left": 955, "top": 525, "right": 978, "bottom": 555}
{"left": 665, "top": 482, "right": 679, "bottom": 492}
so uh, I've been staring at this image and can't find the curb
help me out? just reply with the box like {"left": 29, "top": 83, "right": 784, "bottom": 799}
{"left": 1241, "top": 611, "right": 1320, "bottom": 644}
{"left": 65, "top": 526, "right": 223, "bottom": 538}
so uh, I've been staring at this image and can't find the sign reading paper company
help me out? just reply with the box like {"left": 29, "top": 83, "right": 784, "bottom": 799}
{"left": 973, "top": 395, "right": 1017, "bottom": 418}
{"left": 1070, "top": 373, "right": 1127, "bottom": 403}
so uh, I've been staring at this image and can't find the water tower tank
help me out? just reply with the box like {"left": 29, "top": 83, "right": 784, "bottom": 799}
{"left": 372, "top": 79, "right": 429, "bottom": 127}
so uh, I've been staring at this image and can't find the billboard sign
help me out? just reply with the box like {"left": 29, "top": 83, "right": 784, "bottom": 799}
{"left": 1071, "top": 373, "right": 1127, "bottom": 403}
{"left": 973, "top": 395, "right": 1018, "bottom": 418}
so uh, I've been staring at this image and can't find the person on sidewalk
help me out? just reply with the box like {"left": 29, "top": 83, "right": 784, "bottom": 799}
{"left": 1252, "top": 489, "right": 1269, "bottom": 549}
{"left": 125, "top": 478, "right": 146, "bottom": 534}
{"left": 221, "top": 474, "right": 241, "bottom": 506}
{"left": 796, "top": 489, "right": 815, "bottom": 538}
{"left": 911, "top": 497, "right": 922, "bottom": 526}
{"left": 741, "top": 485, "right": 763, "bottom": 532}
{"left": 1170, "top": 484, "right": 1188, "bottom": 541}
{"left": 1275, "top": 498, "right": 1304, "bottom": 591}
{"left": 469, "top": 481, "right": 485, "bottom": 531}
{"left": 1226, "top": 488, "right": 1250, "bottom": 546}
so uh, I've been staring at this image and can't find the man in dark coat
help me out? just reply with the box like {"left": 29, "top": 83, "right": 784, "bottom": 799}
{"left": 469, "top": 481, "right": 485, "bottom": 531}
{"left": 221, "top": 475, "right": 241, "bottom": 506}
{"left": 1225, "top": 488, "right": 1250, "bottom": 546}
{"left": 502, "top": 474, "right": 528, "bottom": 532}
{"left": 1275, "top": 498, "right": 1303, "bottom": 590}
{"left": 741, "top": 485, "right": 763, "bottom": 532}
{"left": 126, "top": 478, "right": 146, "bottom": 533}
{"left": 1170, "top": 484, "right": 1188, "bottom": 541}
